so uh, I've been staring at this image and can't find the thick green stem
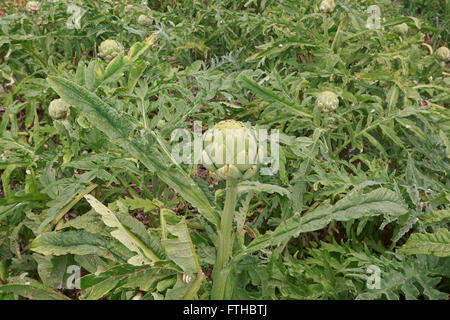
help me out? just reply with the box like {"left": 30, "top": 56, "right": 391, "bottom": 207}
{"left": 211, "top": 180, "right": 238, "bottom": 300}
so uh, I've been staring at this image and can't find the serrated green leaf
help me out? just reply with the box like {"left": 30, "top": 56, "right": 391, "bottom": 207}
{"left": 30, "top": 230, "right": 111, "bottom": 257}
{"left": 239, "top": 74, "right": 312, "bottom": 119}
{"left": 235, "top": 188, "right": 407, "bottom": 259}
{"left": 161, "top": 212, "right": 200, "bottom": 276}
{"left": 399, "top": 229, "right": 450, "bottom": 257}
{"left": 0, "top": 278, "right": 70, "bottom": 300}
{"left": 423, "top": 210, "right": 450, "bottom": 225}
{"left": 84, "top": 194, "right": 164, "bottom": 265}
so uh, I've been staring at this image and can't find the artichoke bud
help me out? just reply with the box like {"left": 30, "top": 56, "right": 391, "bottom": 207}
{"left": 435, "top": 47, "right": 450, "bottom": 61}
{"left": 156, "top": 119, "right": 166, "bottom": 129}
{"left": 216, "top": 165, "right": 243, "bottom": 180}
{"left": 125, "top": 4, "right": 134, "bottom": 14}
{"left": 25, "top": 1, "right": 40, "bottom": 14}
{"left": 319, "top": 0, "right": 335, "bottom": 13}
{"left": 235, "top": 150, "right": 254, "bottom": 172}
{"left": 316, "top": 91, "right": 339, "bottom": 113}
{"left": 137, "top": 15, "right": 153, "bottom": 26}
{"left": 48, "top": 98, "right": 70, "bottom": 120}
{"left": 393, "top": 23, "right": 409, "bottom": 35}
{"left": 98, "top": 39, "right": 124, "bottom": 61}
{"left": 202, "top": 120, "right": 259, "bottom": 181}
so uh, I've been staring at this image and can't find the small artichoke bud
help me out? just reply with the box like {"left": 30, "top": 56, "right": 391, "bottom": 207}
{"left": 125, "top": 4, "right": 133, "bottom": 14}
{"left": 201, "top": 120, "right": 259, "bottom": 181}
{"left": 25, "top": 1, "right": 40, "bottom": 13}
{"left": 48, "top": 98, "right": 70, "bottom": 120}
{"left": 137, "top": 14, "right": 153, "bottom": 26}
{"left": 435, "top": 47, "right": 450, "bottom": 61}
{"left": 316, "top": 91, "right": 339, "bottom": 113}
{"left": 319, "top": 0, "right": 335, "bottom": 13}
{"left": 98, "top": 39, "right": 124, "bottom": 61}
{"left": 393, "top": 23, "right": 408, "bottom": 35}
{"left": 156, "top": 119, "right": 166, "bottom": 129}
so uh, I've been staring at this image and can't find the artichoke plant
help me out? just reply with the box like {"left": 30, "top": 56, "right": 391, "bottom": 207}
{"left": 25, "top": 1, "right": 40, "bottom": 14}
{"left": 319, "top": 0, "right": 335, "bottom": 13}
{"left": 201, "top": 120, "right": 258, "bottom": 181}
{"left": 48, "top": 98, "right": 70, "bottom": 120}
{"left": 435, "top": 47, "right": 450, "bottom": 61}
{"left": 316, "top": 90, "right": 339, "bottom": 113}
{"left": 201, "top": 120, "right": 261, "bottom": 299}
{"left": 98, "top": 39, "right": 124, "bottom": 61}
{"left": 137, "top": 14, "right": 153, "bottom": 26}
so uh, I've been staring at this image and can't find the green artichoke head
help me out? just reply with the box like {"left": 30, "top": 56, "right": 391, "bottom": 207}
{"left": 156, "top": 119, "right": 166, "bottom": 129}
{"left": 319, "top": 0, "right": 335, "bottom": 13}
{"left": 393, "top": 23, "right": 409, "bottom": 35}
{"left": 98, "top": 39, "right": 124, "bottom": 61}
{"left": 202, "top": 120, "right": 259, "bottom": 181}
{"left": 316, "top": 90, "right": 339, "bottom": 112}
{"left": 137, "top": 14, "right": 153, "bottom": 26}
{"left": 48, "top": 98, "right": 70, "bottom": 120}
{"left": 435, "top": 47, "right": 450, "bottom": 61}
{"left": 25, "top": 1, "right": 40, "bottom": 13}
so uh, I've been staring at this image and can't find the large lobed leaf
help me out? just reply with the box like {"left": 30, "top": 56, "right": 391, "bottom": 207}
{"left": 84, "top": 194, "right": 165, "bottom": 265}
{"left": 234, "top": 188, "right": 408, "bottom": 260}
{"left": 46, "top": 75, "right": 219, "bottom": 227}
{"left": 161, "top": 211, "right": 201, "bottom": 277}
{"left": 398, "top": 228, "right": 450, "bottom": 258}
{"left": 31, "top": 230, "right": 112, "bottom": 257}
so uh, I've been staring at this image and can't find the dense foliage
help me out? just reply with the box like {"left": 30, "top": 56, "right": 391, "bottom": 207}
{"left": 0, "top": 0, "right": 449, "bottom": 300}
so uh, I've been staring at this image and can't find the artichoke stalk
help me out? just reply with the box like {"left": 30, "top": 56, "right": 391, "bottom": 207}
{"left": 203, "top": 120, "right": 259, "bottom": 299}
{"left": 211, "top": 178, "right": 238, "bottom": 300}
{"left": 98, "top": 39, "right": 124, "bottom": 61}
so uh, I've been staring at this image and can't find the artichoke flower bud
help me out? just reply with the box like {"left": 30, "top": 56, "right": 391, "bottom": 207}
{"left": 98, "top": 39, "right": 124, "bottom": 61}
{"left": 137, "top": 14, "right": 153, "bottom": 26}
{"left": 156, "top": 119, "right": 166, "bottom": 129}
{"left": 393, "top": 23, "right": 408, "bottom": 35}
{"left": 435, "top": 47, "right": 450, "bottom": 61}
{"left": 319, "top": 0, "right": 335, "bottom": 13}
{"left": 25, "top": 1, "right": 40, "bottom": 14}
{"left": 48, "top": 98, "right": 70, "bottom": 120}
{"left": 316, "top": 91, "right": 339, "bottom": 113}
{"left": 201, "top": 120, "right": 259, "bottom": 181}
{"left": 125, "top": 4, "right": 134, "bottom": 14}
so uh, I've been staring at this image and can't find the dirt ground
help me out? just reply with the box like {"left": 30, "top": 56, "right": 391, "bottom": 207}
{"left": 0, "top": 0, "right": 26, "bottom": 16}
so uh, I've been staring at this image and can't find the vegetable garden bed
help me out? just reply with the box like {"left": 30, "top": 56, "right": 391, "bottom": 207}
{"left": 0, "top": 0, "right": 448, "bottom": 301}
